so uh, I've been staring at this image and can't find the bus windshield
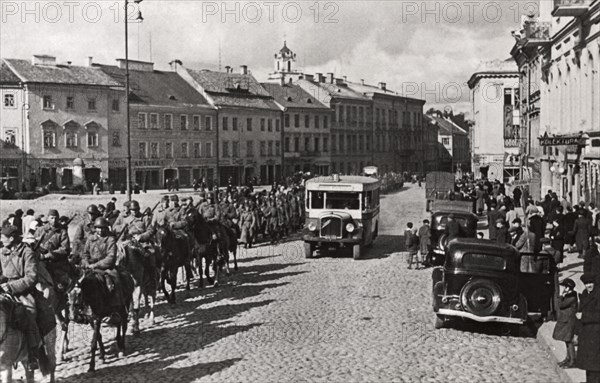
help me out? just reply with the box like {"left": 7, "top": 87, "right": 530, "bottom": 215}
{"left": 325, "top": 192, "right": 360, "bottom": 210}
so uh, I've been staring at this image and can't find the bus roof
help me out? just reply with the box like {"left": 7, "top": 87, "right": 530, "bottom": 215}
{"left": 305, "top": 175, "right": 380, "bottom": 191}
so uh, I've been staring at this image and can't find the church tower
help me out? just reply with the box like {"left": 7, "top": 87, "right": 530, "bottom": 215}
{"left": 267, "top": 41, "right": 302, "bottom": 83}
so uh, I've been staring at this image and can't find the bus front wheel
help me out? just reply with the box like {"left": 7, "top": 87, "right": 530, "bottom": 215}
{"left": 304, "top": 242, "right": 313, "bottom": 259}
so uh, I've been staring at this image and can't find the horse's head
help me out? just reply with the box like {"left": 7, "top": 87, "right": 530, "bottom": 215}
{"left": 66, "top": 268, "right": 92, "bottom": 323}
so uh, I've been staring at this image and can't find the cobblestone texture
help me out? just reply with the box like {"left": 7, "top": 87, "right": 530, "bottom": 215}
{"left": 15, "top": 185, "right": 562, "bottom": 383}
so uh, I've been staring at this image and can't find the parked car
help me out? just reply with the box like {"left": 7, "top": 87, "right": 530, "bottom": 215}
{"left": 429, "top": 210, "right": 478, "bottom": 265}
{"left": 432, "top": 238, "right": 556, "bottom": 334}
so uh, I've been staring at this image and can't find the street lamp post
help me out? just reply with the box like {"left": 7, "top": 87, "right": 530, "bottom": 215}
{"left": 125, "top": 0, "right": 143, "bottom": 202}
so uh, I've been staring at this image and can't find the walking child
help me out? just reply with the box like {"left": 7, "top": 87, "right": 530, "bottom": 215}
{"left": 405, "top": 222, "right": 419, "bottom": 270}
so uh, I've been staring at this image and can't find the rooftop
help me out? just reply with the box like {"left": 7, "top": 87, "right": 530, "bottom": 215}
{"left": 424, "top": 114, "right": 468, "bottom": 136}
{"left": 261, "top": 82, "right": 330, "bottom": 110}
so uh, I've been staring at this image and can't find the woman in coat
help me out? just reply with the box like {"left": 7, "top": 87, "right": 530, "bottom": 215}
{"left": 576, "top": 273, "right": 600, "bottom": 383}
{"left": 552, "top": 278, "right": 578, "bottom": 368}
{"left": 550, "top": 218, "right": 566, "bottom": 264}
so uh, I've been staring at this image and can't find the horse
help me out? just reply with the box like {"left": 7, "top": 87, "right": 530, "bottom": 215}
{"left": 0, "top": 293, "right": 57, "bottom": 383}
{"left": 217, "top": 220, "right": 239, "bottom": 274}
{"left": 67, "top": 268, "right": 134, "bottom": 372}
{"left": 116, "top": 240, "right": 158, "bottom": 334}
{"left": 185, "top": 210, "right": 222, "bottom": 287}
{"left": 154, "top": 226, "right": 193, "bottom": 304}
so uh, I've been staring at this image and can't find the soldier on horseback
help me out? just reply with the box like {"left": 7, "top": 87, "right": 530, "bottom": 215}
{"left": 200, "top": 192, "right": 221, "bottom": 225}
{"left": 81, "top": 217, "right": 124, "bottom": 325}
{"left": 0, "top": 225, "right": 43, "bottom": 370}
{"left": 219, "top": 196, "right": 240, "bottom": 241}
{"left": 150, "top": 195, "right": 170, "bottom": 228}
{"left": 170, "top": 196, "right": 196, "bottom": 255}
{"left": 72, "top": 204, "right": 101, "bottom": 264}
{"left": 35, "top": 209, "right": 72, "bottom": 292}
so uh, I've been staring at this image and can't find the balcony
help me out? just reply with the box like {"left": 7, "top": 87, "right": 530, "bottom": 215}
{"left": 552, "top": 0, "right": 590, "bottom": 17}
{"left": 523, "top": 20, "right": 551, "bottom": 48}
{"left": 504, "top": 138, "right": 526, "bottom": 148}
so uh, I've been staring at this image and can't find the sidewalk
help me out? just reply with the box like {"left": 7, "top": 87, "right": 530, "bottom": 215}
{"left": 536, "top": 251, "right": 587, "bottom": 383}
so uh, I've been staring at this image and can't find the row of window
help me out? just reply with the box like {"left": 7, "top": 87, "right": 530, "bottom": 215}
{"left": 333, "top": 104, "right": 422, "bottom": 129}
{"left": 42, "top": 130, "right": 99, "bottom": 149}
{"left": 12, "top": 94, "right": 121, "bottom": 113}
{"left": 138, "top": 113, "right": 213, "bottom": 131}
{"left": 283, "top": 114, "right": 329, "bottom": 129}
{"left": 221, "top": 140, "right": 281, "bottom": 157}
{"left": 138, "top": 141, "right": 214, "bottom": 159}
{"left": 284, "top": 136, "right": 330, "bottom": 153}
{"left": 222, "top": 117, "right": 281, "bottom": 132}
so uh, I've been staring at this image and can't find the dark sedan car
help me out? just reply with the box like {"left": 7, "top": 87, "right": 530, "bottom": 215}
{"left": 432, "top": 238, "right": 556, "bottom": 334}
{"left": 429, "top": 210, "right": 479, "bottom": 266}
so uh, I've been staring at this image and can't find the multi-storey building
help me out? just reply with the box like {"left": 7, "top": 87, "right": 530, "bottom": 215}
{"left": 510, "top": 0, "right": 600, "bottom": 204}
{"left": 424, "top": 113, "right": 470, "bottom": 173}
{"left": 468, "top": 59, "right": 523, "bottom": 182}
{"left": 97, "top": 59, "right": 217, "bottom": 189}
{"left": 261, "top": 82, "right": 333, "bottom": 176}
{"left": 2, "top": 55, "right": 124, "bottom": 189}
{"left": 1, "top": 61, "right": 26, "bottom": 190}
{"left": 422, "top": 113, "right": 441, "bottom": 173}
{"left": 177, "top": 64, "right": 282, "bottom": 185}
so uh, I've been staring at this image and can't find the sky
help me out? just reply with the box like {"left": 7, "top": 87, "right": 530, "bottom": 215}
{"left": 0, "top": 0, "right": 538, "bottom": 114}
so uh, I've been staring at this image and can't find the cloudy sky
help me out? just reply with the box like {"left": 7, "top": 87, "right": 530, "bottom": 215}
{"left": 1, "top": 0, "right": 537, "bottom": 114}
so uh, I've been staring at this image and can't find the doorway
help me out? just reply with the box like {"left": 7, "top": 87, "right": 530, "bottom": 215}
{"left": 84, "top": 168, "right": 101, "bottom": 185}
{"left": 62, "top": 169, "right": 73, "bottom": 187}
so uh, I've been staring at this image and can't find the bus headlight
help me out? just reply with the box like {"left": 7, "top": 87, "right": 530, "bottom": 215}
{"left": 345, "top": 223, "right": 355, "bottom": 233}
{"left": 307, "top": 222, "right": 317, "bottom": 231}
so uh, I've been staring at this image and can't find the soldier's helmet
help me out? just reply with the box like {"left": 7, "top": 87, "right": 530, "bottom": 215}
{"left": 94, "top": 217, "right": 110, "bottom": 228}
{"left": 170, "top": 195, "right": 179, "bottom": 202}
{"left": 87, "top": 204, "right": 100, "bottom": 215}
{"left": 129, "top": 200, "right": 141, "bottom": 211}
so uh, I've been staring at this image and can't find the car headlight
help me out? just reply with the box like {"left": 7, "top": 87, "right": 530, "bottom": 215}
{"left": 345, "top": 223, "right": 355, "bottom": 233}
{"left": 307, "top": 222, "right": 317, "bottom": 231}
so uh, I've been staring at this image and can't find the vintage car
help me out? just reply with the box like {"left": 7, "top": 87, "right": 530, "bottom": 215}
{"left": 303, "top": 174, "right": 380, "bottom": 260}
{"left": 432, "top": 238, "right": 556, "bottom": 333}
{"left": 429, "top": 210, "right": 478, "bottom": 266}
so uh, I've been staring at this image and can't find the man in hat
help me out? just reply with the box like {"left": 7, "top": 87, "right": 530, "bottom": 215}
{"left": 553, "top": 278, "right": 578, "bottom": 368}
{"left": 151, "top": 195, "right": 171, "bottom": 228}
{"left": 0, "top": 225, "right": 43, "bottom": 370}
{"left": 487, "top": 202, "right": 501, "bottom": 241}
{"left": 200, "top": 192, "right": 221, "bottom": 224}
{"left": 72, "top": 204, "right": 102, "bottom": 261}
{"left": 35, "top": 209, "right": 71, "bottom": 290}
{"left": 577, "top": 272, "right": 600, "bottom": 382}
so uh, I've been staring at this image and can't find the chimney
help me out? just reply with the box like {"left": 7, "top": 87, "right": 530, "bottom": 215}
{"left": 335, "top": 78, "right": 344, "bottom": 85}
{"left": 225, "top": 65, "right": 231, "bottom": 73}
{"left": 360, "top": 79, "right": 365, "bottom": 85}
{"left": 169, "top": 59, "right": 183, "bottom": 72}
{"left": 343, "top": 76, "right": 347, "bottom": 82}
{"left": 116, "top": 58, "right": 154, "bottom": 72}
{"left": 87, "top": 56, "right": 93, "bottom": 67}
{"left": 240, "top": 65, "right": 248, "bottom": 75}
{"left": 32, "top": 55, "right": 56, "bottom": 66}
{"left": 304, "top": 74, "right": 314, "bottom": 82}
{"left": 378, "top": 82, "right": 387, "bottom": 91}
{"left": 315, "top": 73, "right": 323, "bottom": 82}
{"left": 327, "top": 72, "right": 334, "bottom": 84}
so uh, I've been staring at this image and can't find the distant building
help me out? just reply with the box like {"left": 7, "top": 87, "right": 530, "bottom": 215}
{"left": 424, "top": 113, "right": 469, "bottom": 173}
{"left": 178, "top": 64, "right": 282, "bottom": 185}
{"left": 97, "top": 59, "right": 217, "bottom": 190}
{"left": 468, "top": 59, "right": 522, "bottom": 182}
{"left": 261, "top": 81, "right": 333, "bottom": 176}
{"left": 422, "top": 114, "right": 441, "bottom": 172}
{"left": 267, "top": 41, "right": 303, "bottom": 84}
{"left": 2, "top": 55, "right": 125, "bottom": 190}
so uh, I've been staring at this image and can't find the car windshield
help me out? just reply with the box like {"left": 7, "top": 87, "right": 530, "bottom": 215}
{"left": 434, "top": 215, "right": 469, "bottom": 229}
{"left": 325, "top": 192, "right": 360, "bottom": 210}
{"left": 462, "top": 253, "right": 506, "bottom": 271}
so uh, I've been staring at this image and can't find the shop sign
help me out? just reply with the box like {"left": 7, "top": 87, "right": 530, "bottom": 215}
{"left": 539, "top": 132, "right": 581, "bottom": 146}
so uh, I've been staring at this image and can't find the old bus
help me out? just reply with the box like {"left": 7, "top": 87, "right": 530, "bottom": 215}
{"left": 303, "top": 174, "right": 381, "bottom": 259}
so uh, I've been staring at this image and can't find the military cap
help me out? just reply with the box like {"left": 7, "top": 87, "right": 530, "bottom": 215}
{"left": 87, "top": 204, "right": 100, "bottom": 215}
{"left": 93, "top": 217, "right": 110, "bottom": 228}
{"left": 129, "top": 200, "right": 140, "bottom": 210}
{"left": 161, "top": 195, "right": 170, "bottom": 202}
{"left": 1, "top": 225, "right": 20, "bottom": 237}
{"left": 48, "top": 209, "right": 59, "bottom": 217}
{"left": 581, "top": 273, "right": 597, "bottom": 284}
{"left": 170, "top": 195, "right": 179, "bottom": 202}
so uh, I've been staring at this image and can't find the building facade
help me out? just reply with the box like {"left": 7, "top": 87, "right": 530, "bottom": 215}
{"left": 424, "top": 113, "right": 469, "bottom": 174}
{"left": 2, "top": 55, "right": 124, "bottom": 190}
{"left": 468, "top": 59, "right": 523, "bottom": 182}
{"left": 422, "top": 114, "right": 441, "bottom": 172}
{"left": 179, "top": 64, "right": 282, "bottom": 185}
{"left": 261, "top": 82, "right": 333, "bottom": 176}
{"left": 98, "top": 59, "right": 218, "bottom": 190}
{"left": 510, "top": 0, "right": 600, "bottom": 204}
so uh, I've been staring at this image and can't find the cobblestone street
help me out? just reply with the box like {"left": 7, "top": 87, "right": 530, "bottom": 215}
{"left": 19, "top": 185, "right": 561, "bottom": 383}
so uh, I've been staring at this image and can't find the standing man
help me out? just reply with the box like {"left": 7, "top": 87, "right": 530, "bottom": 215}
{"left": 573, "top": 209, "right": 592, "bottom": 259}
{"left": 418, "top": 219, "right": 432, "bottom": 267}
{"left": 576, "top": 273, "right": 600, "bottom": 383}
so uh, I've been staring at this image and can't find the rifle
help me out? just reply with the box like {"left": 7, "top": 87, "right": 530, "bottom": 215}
{"left": 115, "top": 200, "right": 159, "bottom": 242}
